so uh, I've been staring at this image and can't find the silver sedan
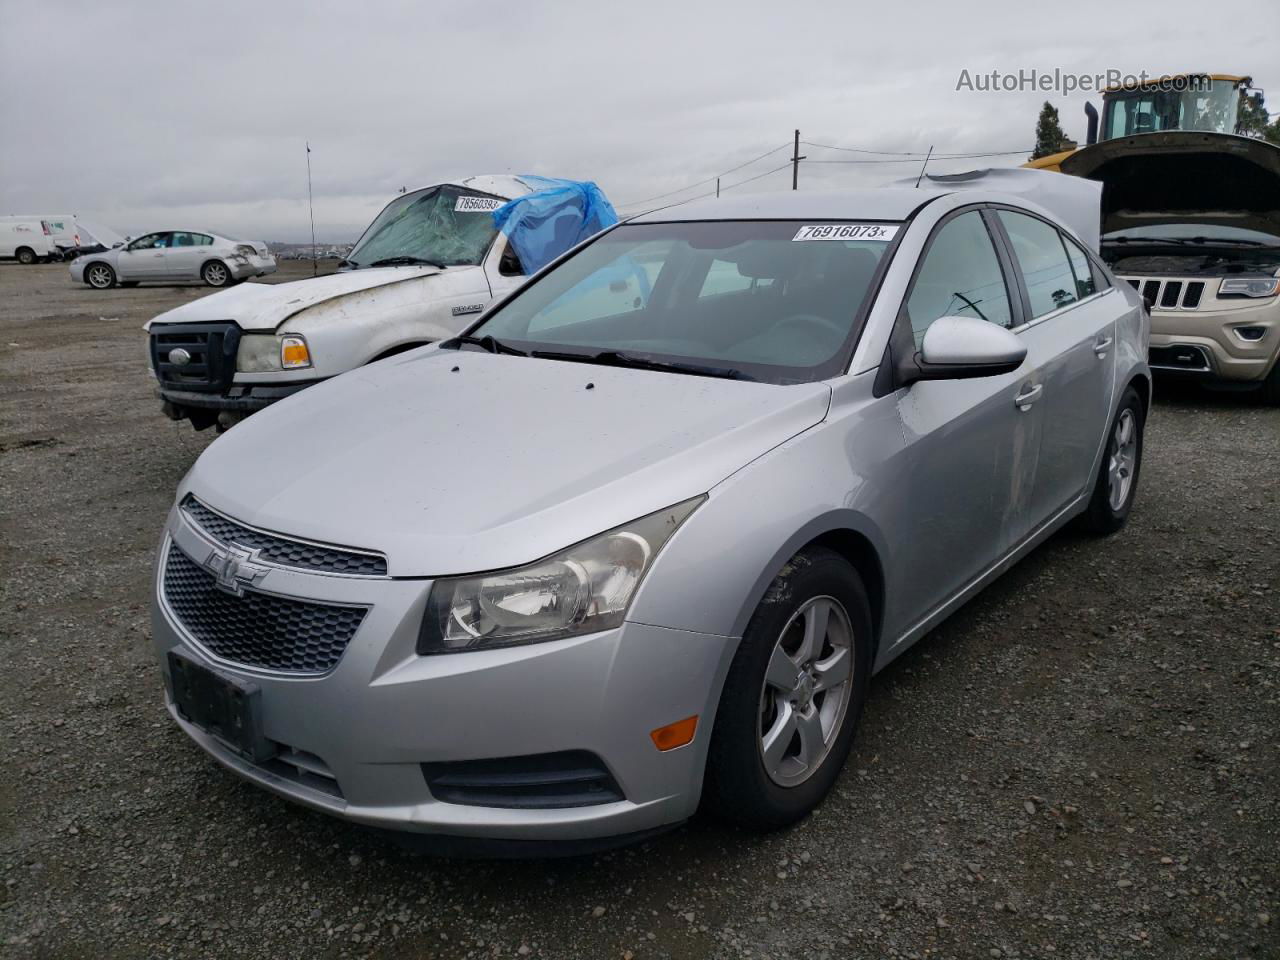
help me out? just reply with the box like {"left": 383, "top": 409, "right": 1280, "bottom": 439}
{"left": 69, "top": 230, "right": 276, "bottom": 289}
{"left": 151, "top": 171, "right": 1149, "bottom": 854}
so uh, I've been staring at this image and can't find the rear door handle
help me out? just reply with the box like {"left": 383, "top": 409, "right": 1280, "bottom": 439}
{"left": 1094, "top": 335, "right": 1113, "bottom": 358}
{"left": 1014, "top": 383, "right": 1043, "bottom": 411}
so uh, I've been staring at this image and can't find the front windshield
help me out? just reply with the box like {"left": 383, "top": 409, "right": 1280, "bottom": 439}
{"left": 469, "top": 219, "right": 899, "bottom": 384}
{"left": 1102, "top": 80, "right": 1240, "bottom": 139}
{"left": 347, "top": 185, "right": 504, "bottom": 268}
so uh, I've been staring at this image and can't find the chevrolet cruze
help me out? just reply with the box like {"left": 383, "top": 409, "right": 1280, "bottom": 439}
{"left": 152, "top": 171, "right": 1150, "bottom": 854}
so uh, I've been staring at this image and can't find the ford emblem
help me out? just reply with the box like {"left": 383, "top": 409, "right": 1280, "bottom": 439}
{"left": 168, "top": 347, "right": 192, "bottom": 366}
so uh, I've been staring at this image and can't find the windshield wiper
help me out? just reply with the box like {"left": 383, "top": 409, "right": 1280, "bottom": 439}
{"left": 1107, "top": 235, "right": 1268, "bottom": 247}
{"left": 440, "top": 335, "right": 528, "bottom": 357}
{"left": 368, "top": 255, "right": 448, "bottom": 268}
{"left": 530, "top": 348, "right": 753, "bottom": 381}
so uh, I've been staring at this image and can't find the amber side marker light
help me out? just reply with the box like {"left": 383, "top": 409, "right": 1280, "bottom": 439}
{"left": 280, "top": 336, "right": 311, "bottom": 369}
{"left": 650, "top": 715, "right": 698, "bottom": 751}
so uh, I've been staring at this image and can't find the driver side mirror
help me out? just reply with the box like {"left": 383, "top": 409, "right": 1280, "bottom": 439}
{"left": 899, "top": 316, "right": 1027, "bottom": 385}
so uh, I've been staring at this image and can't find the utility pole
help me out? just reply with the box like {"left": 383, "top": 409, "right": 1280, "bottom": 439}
{"left": 306, "top": 142, "right": 317, "bottom": 276}
{"left": 716, "top": 177, "right": 720, "bottom": 198}
{"left": 792, "top": 130, "right": 800, "bottom": 190}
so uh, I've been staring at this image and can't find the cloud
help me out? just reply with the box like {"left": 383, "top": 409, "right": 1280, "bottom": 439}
{"left": 2, "top": 0, "right": 1276, "bottom": 240}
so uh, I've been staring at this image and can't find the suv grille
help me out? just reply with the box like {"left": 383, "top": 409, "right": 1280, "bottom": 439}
{"left": 163, "top": 544, "right": 366, "bottom": 673}
{"left": 150, "top": 322, "right": 240, "bottom": 393}
{"left": 182, "top": 496, "right": 388, "bottom": 576}
{"left": 1122, "top": 277, "right": 1207, "bottom": 311}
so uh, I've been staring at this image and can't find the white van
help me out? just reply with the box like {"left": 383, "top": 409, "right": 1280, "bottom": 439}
{"left": 0, "top": 219, "right": 59, "bottom": 263}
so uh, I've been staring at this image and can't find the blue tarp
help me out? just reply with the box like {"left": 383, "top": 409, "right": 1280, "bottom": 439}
{"left": 492, "top": 176, "right": 618, "bottom": 275}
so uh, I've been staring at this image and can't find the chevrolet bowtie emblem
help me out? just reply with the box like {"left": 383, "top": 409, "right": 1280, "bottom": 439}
{"left": 204, "top": 543, "right": 270, "bottom": 596}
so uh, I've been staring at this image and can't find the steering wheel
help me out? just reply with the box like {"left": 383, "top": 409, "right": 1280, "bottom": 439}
{"left": 774, "top": 313, "right": 846, "bottom": 339}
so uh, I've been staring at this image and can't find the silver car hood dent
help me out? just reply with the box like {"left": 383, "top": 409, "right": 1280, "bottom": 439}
{"left": 143, "top": 265, "right": 447, "bottom": 333}
{"left": 181, "top": 350, "right": 831, "bottom": 577}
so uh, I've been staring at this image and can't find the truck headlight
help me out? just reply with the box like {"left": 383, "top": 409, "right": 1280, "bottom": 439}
{"left": 1219, "top": 278, "right": 1279, "bottom": 298}
{"left": 236, "top": 334, "right": 312, "bottom": 371}
{"left": 417, "top": 497, "right": 704, "bottom": 654}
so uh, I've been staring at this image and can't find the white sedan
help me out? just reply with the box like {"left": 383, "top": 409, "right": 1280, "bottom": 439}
{"left": 69, "top": 230, "right": 276, "bottom": 289}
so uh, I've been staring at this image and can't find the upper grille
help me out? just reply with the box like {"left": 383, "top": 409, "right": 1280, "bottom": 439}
{"left": 163, "top": 544, "right": 366, "bottom": 673}
{"left": 1122, "top": 276, "right": 1207, "bottom": 312}
{"left": 150, "top": 322, "right": 241, "bottom": 393}
{"left": 182, "top": 496, "right": 388, "bottom": 577}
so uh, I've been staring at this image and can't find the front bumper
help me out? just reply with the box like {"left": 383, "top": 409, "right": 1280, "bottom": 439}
{"left": 157, "top": 379, "right": 320, "bottom": 414}
{"left": 151, "top": 509, "right": 736, "bottom": 845}
{"left": 1143, "top": 295, "right": 1279, "bottom": 384}
{"left": 67, "top": 260, "right": 86, "bottom": 283}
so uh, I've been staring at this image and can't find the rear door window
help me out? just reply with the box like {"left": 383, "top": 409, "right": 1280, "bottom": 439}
{"left": 997, "top": 211, "right": 1080, "bottom": 319}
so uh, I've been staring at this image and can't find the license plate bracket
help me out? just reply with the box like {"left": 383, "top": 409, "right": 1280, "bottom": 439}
{"left": 168, "top": 649, "right": 275, "bottom": 762}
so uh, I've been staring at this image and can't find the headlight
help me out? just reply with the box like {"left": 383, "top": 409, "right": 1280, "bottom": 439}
{"left": 236, "top": 334, "right": 312, "bottom": 371}
{"left": 1219, "top": 277, "right": 1279, "bottom": 298}
{"left": 417, "top": 497, "right": 704, "bottom": 654}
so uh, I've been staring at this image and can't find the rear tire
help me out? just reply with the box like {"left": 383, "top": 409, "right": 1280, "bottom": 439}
{"left": 86, "top": 262, "right": 116, "bottom": 289}
{"left": 704, "top": 547, "right": 872, "bottom": 830}
{"left": 1079, "top": 386, "right": 1145, "bottom": 535}
{"left": 15, "top": 247, "right": 36, "bottom": 265}
{"left": 201, "top": 261, "right": 230, "bottom": 287}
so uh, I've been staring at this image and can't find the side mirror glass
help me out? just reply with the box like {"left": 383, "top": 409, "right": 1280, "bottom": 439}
{"left": 903, "top": 316, "right": 1027, "bottom": 384}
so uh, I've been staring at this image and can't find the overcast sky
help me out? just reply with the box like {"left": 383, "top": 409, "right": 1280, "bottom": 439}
{"left": 2, "top": 0, "right": 1277, "bottom": 241}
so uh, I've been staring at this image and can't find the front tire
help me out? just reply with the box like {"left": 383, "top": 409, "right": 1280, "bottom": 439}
{"left": 704, "top": 547, "right": 872, "bottom": 829}
{"left": 201, "top": 260, "right": 230, "bottom": 287}
{"left": 85, "top": 262, "right": 116, "bottom": 289}
{"left": 1260, "top": 359, "right": 1280, "bottom": 406}
{"left": 15, "top": 247, "right": 36, "bottom": 265}
{"left": 1079, "top": 386, "right": 1145, "bottom": 534}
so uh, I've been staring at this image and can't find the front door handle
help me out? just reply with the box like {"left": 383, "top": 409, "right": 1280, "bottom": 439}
{"left": 1014, "top": 383, "right": 1043, "bottom": 411}
{"left": 1094, "top": 335, "right": 1113, "bottom": 358}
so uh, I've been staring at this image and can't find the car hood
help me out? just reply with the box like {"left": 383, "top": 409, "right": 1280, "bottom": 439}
{"left": 1062, "top": 132, "right": 1280, "bottom": 237}
{"left": 182, "top": 350, "right": 831, "bottom": 576}
{"left": 143, "top": 265, "right": 446, "bottom": 333}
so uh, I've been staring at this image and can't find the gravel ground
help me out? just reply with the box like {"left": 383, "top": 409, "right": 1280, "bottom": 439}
{"left": 1, "top": 261, "right": 1277, "bottom": 960}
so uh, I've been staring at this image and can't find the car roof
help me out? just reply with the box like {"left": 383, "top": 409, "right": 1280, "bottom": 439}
{"left": 630, "top": 187, "right": 933, "bottom": 224}
{"left": 627, "top": 168, "right": 1103, "bottom": 251}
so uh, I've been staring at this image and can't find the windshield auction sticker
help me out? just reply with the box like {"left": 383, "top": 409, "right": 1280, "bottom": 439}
{"left": 455, "top": 195, "right": 505, "bottom": 213}
{"left": 792, "top": 224, "right": 899, "bottom": 242}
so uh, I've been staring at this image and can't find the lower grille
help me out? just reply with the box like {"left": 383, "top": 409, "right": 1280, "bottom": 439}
{"left": 422, "top": 751, "right": 624, "bottom": 809}
{"left": 1149, "top": 344, "right": 1212, "bottom": 372}
{"left": 162, "top": 544, "right": 366, "bottom": 673}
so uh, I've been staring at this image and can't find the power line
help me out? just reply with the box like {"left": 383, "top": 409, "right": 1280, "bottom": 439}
{"left": 802, "top": 139, "right": 1033, "bottom": 158}
{"left": 634, "top": 162, "right": 794, "bottom": 214}
{"left": 618, "top": 142, "right": 790, "bottom": 208}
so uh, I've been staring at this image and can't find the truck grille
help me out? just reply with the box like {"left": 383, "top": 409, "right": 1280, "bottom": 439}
{"left": 162, "top": 544, "right": 366, "bottom": 673}
{"left": 182, "top": 496, "right": 388, "bottom": 576}
{"left": 150, "top": 321, "right": 241, "bottom": 393}
{"left": 1122, "top": 277, "right": 1206, "bottom": 311}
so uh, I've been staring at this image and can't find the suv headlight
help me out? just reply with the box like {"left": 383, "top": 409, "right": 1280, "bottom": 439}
{"left": 1219, "top": 277, "right": 1279, "bottom": 298}
{"left": 417, "top": 497, "right": 704, "bottom": 654}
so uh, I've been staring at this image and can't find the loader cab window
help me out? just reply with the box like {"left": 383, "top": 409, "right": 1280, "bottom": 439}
{"left": 1102, "top": 80, "right": 1241, "bottom": 140}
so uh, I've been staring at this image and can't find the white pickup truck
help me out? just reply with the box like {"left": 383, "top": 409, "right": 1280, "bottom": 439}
{"left": 145, "top": 175, "right": 542, "bottom": 431}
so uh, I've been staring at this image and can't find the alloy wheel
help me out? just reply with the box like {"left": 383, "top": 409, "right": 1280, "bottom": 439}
{"left": 758, "top": 596, "right": 855, "bottom": 787}
{"left": 1107, "top": 409, "right": 1137, "bottom": 511}
{"left": 204, "top": 263, "right": 228, "bottom": 286}
{"left": 88, "top": 265, "right": 113, "bottom": 288}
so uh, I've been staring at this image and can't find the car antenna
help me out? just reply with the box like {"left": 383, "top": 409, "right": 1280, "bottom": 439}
{"left": 914, "top": 145, "right": 934, "bottom": 188}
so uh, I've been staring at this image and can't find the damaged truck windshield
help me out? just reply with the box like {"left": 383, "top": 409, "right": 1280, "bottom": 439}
{"left": 344, "top": 185, "right": 503, "bottom": 269}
